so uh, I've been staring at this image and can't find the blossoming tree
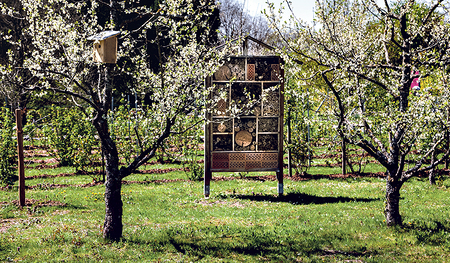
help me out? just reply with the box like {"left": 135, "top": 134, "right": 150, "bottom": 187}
{"left": 267, "top": 0, "right": 450, "bottom": 226}
{"left": 0, "top": 0, "right": 229, "bottom": 240}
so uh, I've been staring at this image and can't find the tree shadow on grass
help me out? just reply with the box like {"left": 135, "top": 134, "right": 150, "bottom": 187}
{"left": 218, "top": 191, "right": 379, "bottom": 205}
{"left": 125, "top": 225, "right": 379, "bottom": 261}
{"left": 401, "top": 220, "right": 450, "bottom": 246}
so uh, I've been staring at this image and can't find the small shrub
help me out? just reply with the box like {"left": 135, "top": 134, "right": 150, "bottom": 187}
{"left": 42, "top": 106, "right": 100, "bottom": 180}
{"left": 0, "top": 108, "right": 17, "bottom": 186}
{"left": 172, "top": 114, "right": 204, "bottom": 181}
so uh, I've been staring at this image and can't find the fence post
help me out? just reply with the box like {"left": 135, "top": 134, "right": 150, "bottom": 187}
{"left": 16, "top": 109, "right": 25, "bottom": 207}
{"left": 204, "top": 76, "right": 212, "bottom": 197}
{"left": 446, "top": 108, "right": 449, "bottom": 169}
{"left": 342, "top": 139, "right": 346, "bottom": 175}
{"left": 287, "top": 103, "right": 292, "bottom": 177}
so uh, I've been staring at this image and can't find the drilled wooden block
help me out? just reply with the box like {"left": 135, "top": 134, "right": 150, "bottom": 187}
{"left": 247, "top": 64, "right": 255, "bottom": 81}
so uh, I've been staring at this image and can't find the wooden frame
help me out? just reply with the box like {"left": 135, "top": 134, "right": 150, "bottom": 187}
{"left": 204, "top": 56, "right": 284, "bottom": 197}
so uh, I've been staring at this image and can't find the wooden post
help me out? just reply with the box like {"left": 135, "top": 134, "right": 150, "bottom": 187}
{"left": 204, "top": 77, "right": 212, "bottom": 197}
{"left": 16, "top": 109, "right": 25, "bottom": 207}
{"left": 342, "top": 139, "right": 346, "bottom": 175}
{"left": 446, "top": 130, "right": 449, "bottom": 169}
{"left": 277, "top": 66, "right": 285, "bottom": 196}
{"left": 287, "top": 102, "right": 292, "bottom": 177}
{"left": 446, "top": 108, "right": 449, "bottom": 169}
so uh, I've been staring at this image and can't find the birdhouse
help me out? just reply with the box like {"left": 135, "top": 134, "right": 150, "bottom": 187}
{"left": 87, "top": 31, "right": 120, "bottom": 63}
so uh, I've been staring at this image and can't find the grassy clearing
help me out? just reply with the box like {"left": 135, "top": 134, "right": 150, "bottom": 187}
{"left": 1, "top": 148, "right": 450, "bottom": 262}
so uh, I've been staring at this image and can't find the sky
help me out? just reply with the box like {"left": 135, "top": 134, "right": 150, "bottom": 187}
{"left": 239, "top": 0, "right": 315, "bottom": 24}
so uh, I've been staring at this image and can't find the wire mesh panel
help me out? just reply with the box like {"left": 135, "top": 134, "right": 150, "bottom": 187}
{"left": 261, "top": 153, "right": 279, "bottom": 168}
{"left": 212, "top": 153, "right": 229, "bottom": 169}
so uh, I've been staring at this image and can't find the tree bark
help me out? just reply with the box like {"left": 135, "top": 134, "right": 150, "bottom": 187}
{"left": 95, "top": 115, "right": 123, "bottom": 241}
{"left": 93, "top": 102, "right": 124, "bottom": 241}
{"left": 103, "top": 155, "right": 123, "bottom": 241}
{"left": 429, "top": 147, "right": 436, "bottom": 185}
{"left": 342, "top": 139, "right": 346, "bottom": 175}
{"left": 385, "top": 172, "right": 403, "bottom": 226}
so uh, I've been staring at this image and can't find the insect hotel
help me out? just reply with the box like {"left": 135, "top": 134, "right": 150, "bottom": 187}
{"left": 204, "top": 47, "right": 284, "bottom": 197}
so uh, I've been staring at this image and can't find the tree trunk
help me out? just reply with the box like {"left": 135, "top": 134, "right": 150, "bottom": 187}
{"left": 385, "top": 173, "right": 403, "bottom": 226}
{"left": 342, "top": 139, "right": 347, "bottom": 175}
{"left": 93, "top": 112, "right": 123, "bottom": 241}
{"left": 429, "top": 147, "right": 436, "bottom": 185}
{"left": 103, "top": 152, "right": 123, "bottom": 241}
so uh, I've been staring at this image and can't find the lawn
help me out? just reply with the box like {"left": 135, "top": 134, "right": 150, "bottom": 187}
{"left": 1, "top": 147, "right": 450, "bottom": 262}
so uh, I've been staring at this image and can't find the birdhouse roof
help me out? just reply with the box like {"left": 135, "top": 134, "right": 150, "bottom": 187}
{"left": 87, "top": 30, "right": 121, "bottom": 41}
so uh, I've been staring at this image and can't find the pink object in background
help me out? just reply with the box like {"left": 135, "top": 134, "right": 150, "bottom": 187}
{"left": 411, "top": 71, "right": 420, "bottom": 90}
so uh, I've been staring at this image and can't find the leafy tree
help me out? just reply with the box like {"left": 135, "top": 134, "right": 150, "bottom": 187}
{"left": 0, "top": 0, "right": 230, "bottom": 240}
{"left": 267, "top": 0, "right": 450, "bottom": 226}
{"left": 0, "top": 0, "right": 32, "bottom": 108}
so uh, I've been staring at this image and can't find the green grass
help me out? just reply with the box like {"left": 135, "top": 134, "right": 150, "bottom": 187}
{"left": 2, "top": 151, "right": 450, "bottom": 262}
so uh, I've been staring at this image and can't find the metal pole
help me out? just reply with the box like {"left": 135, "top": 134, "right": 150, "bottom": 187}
{"left": 16, "top": 109, "right": 25, "bottom": 207}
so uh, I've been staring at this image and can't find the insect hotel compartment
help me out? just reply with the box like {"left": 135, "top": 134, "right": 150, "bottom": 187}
{"left": 247, "top": 57, "right": 281, "bottom": 81}
{"left": 212, "top": 84, "right": 229, "bottom": 117}
{"left": 212, "top": 119, "right": 232, "bottom": 133}
{"left": 213, "top": 58, "right": 246, "bottom": 81}
{"left": 234, "top": 118, "right": 257, "bottom": 151}
{"left": 258, "top": 118, "right": 278, "bottom": 132}
{"left": 212, "top": 134, "right": 232, "bottom": 151}
{"left": 262, "top": 84, "right": 280, "bottom": 117}
{"left": 231, "top": 83, "right": 261, "bottom": 116}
